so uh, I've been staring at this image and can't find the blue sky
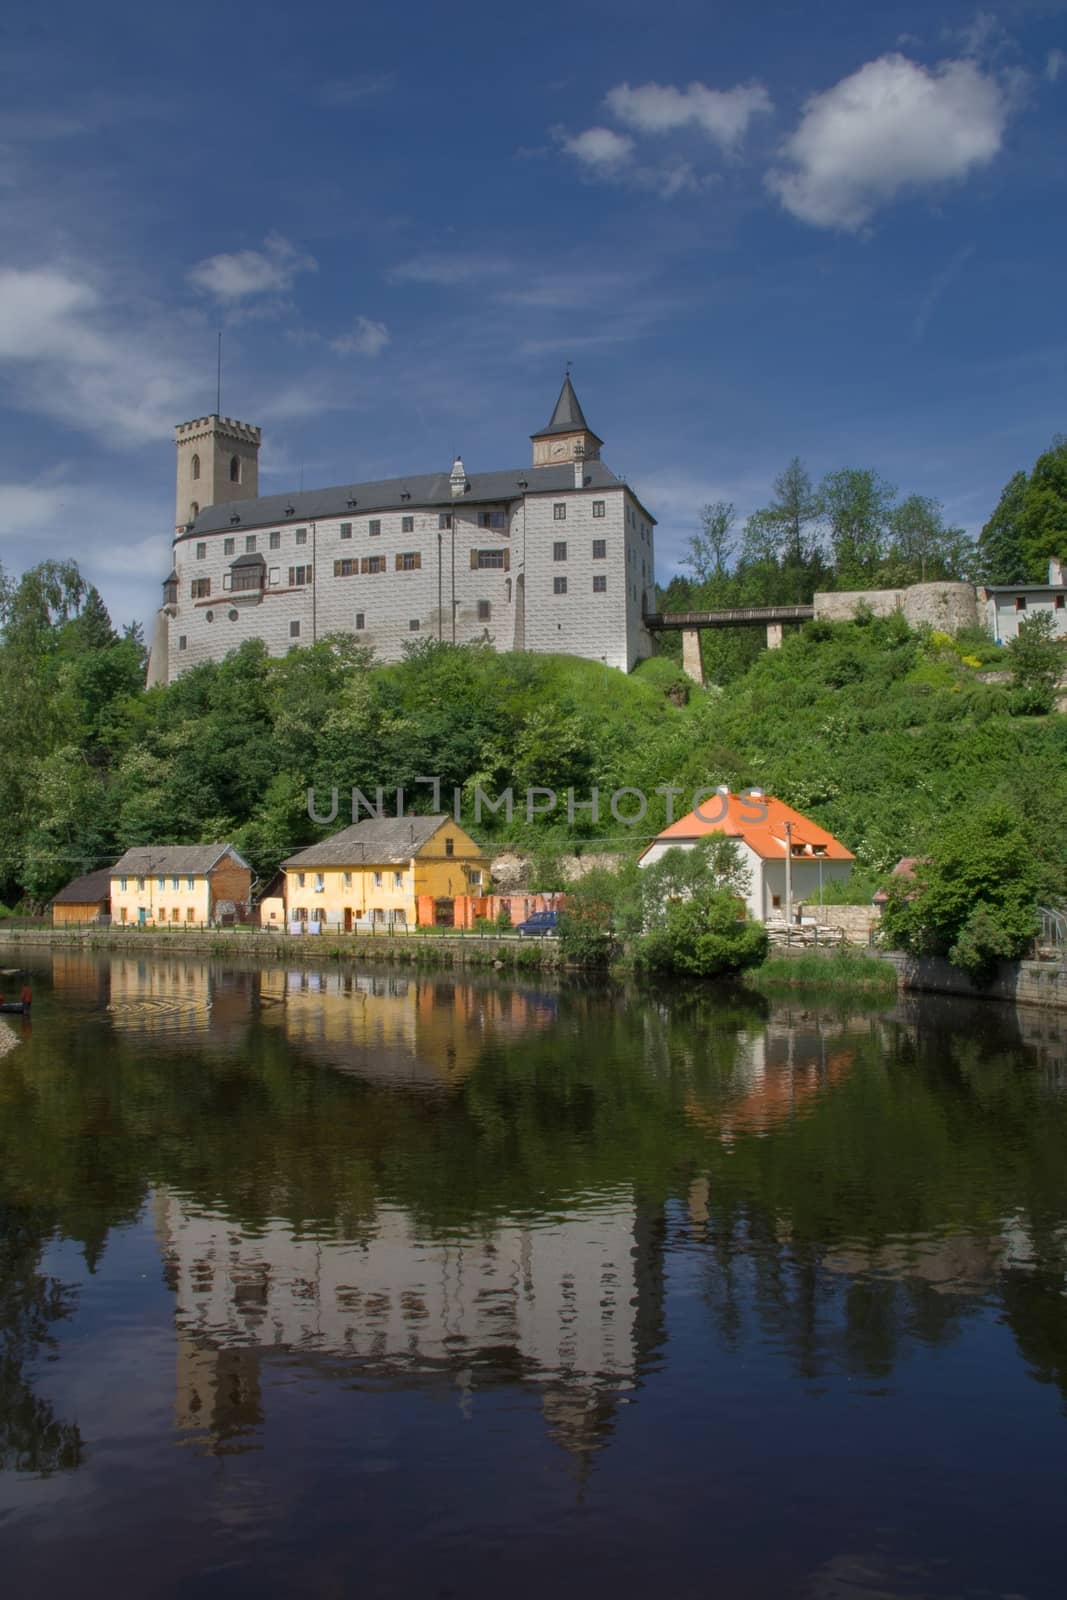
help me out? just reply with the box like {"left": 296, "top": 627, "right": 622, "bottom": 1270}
{"left": 1, "top": 0, "right": 1065, "bottom": 626}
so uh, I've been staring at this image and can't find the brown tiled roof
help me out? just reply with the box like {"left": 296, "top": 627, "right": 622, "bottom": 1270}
{"left": 283, "top": 815, "right": 467, "bottom": 869}
{"left": 51, "top": 868, "right": 114, "bottom": 905}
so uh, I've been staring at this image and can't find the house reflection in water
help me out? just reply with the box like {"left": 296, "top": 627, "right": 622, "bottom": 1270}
{"left": 154, "top": 1190, "right": 666, "bottom": 1472}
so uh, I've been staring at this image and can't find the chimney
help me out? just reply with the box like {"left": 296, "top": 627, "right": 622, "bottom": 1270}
{"left": 573, "top": 439, "right": 586, "bottom": 490}
{"left": 1049, "top": 556, "right": 1065, "bottom": 587}
{"left": 450, "top": 455, "right": 468, "bottom": 498}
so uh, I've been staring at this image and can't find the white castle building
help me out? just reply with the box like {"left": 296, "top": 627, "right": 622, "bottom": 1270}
{"left": 146, "top": 377, "right": 657, "bottom": 686}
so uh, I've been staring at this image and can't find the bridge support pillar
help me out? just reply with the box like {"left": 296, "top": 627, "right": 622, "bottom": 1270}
{"left": 681, "top": 628, "right": 705, "bottom": 687}
{"left": 766, "top": 622, "right": 784, "bottom": 650}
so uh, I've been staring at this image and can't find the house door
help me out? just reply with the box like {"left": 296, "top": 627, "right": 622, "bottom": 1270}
{"left": 343, "top": 907, "right": 353, "bottom": 933}
{"left": 138, "top": 907, "right": 147, "bottom": 926}
{"left": 435, "top": 898, "right": 454, "bottom": 928}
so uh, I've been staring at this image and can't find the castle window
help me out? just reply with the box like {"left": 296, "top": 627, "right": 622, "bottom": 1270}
{"left": 205, "top": 610, "right": 214, "bottom": 622}
{"left": 402, "top": 515, "right": 414, "bottom": 533}
{"left": 191, "top": 453, "right": 200, "bottom": 481}
{"left": 224, "top": 537, "right": 235, "bottom": 556}
{"left": 592, "top": 501, "right": 605, "bottom": 518}
{"left": 340, "top": 522, "right": 352, "bottom": 539}
{"left": 361, "top": 556, "right": 386, "bottom": 575}
{"left": 478, "top": 600, "right": 491, "bottom": 621}
{"left": 593, "top": 575, "right": 607, "bottom": 593}
{"left": 474, "top": 549, "right": 507, "bottom": 570}
{"left": 593, "top": 539, "right": 606, "bottom": 559}
{"left": 191, "top": 578, "right": 211, "bottom": 599}
{"left": 408, "top": 618, "right": 420, "bottom": 631}
{"left": 230, "top": 456, "right": 240, "bottom": 483}
{"left": 189, "top": 503, "right": 199, "bottom": 521}
{"left": 396, "top": 551, "right": 421, "bottom": 571}
{"left": 478, "top": 511, "right": 505, "bottom": 530}
{"left": 269, "top": 531, "right": 281, "bottom": 550}
{"left": 506, "top": 579, "right": 512, "bottom": 602}
{"left": 196, "top": 542, "right": 207, "bottom": 560}
{"left": 553, "top": 576, "right": 567, "bottom": 595}
{"left": 228, "top": 609, "right": 238, "bottom": 620}
{"left": 438, "top": 513, "right": 452, "bottom": 530}
{"left": 553, "top": 503, "right": 566, "bottom": 521}
{"left": 163, "top": 576, "right": 178, "bottom": 604}
{"left": 288, "top": 565, "right": 313, "bottom": 586}
{"left": 333, "top": 558, "right": 357, "bottom": 578}
{"left": 369, "top": 519, "right": 381, "bottom": 537}
{"left": 245, "top": 535, "right": 257, "bottom": 553}
{"left": 290, "top": 621, "right": 300, "bottom": 638}
{"left": 355, "top": 612, "right": 365, "bottom": 629}
{"left": 268, "top": 569, "right": 280, "bottom": 586}
{"left": 553, "top": 542, "right": 567, "bottom": 562}
{"left": 295, "top": 528, "right": 308, "bottom": 546}
{"left": 178, "top": 635, "right": 188, "bottom": 650}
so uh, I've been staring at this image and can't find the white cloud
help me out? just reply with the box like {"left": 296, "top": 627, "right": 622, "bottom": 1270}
{"left": 1047, "top": 48, "right": 1066, "bottom": 82}
{"left": 388, "top": 254, "right": 512, "bottom": 287}
{"left": 562, "top": 126, "right": 635, "bottom": 172}
{"left": 767, "top": 53, "right": 1009, "bottom": 231}
{"left": 605, "top": 80, "right": 773, "bottom": 150}
{"left": 0, "top": 482, "right": 69, "bottom": 537}
{"left": 187, "top": 233, "right": 317, "bottom": 302}
{"left": 330, "top": 316, "right": 390, "bottom": 357}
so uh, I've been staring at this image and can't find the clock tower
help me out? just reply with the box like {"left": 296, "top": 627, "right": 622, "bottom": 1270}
{"left": 530, "top": 374, "right": 603, "bottom": 468}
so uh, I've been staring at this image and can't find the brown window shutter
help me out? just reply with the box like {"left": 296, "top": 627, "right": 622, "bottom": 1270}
{"left": 395, "top": 553, "right": 402, "bottom": 571}
{"left": 503, "top": 549, "right": 510, "bottom": 572}
{"left": 287, "top": 567, "right": 294, "bottom": 586}
{"left": 333, "top": 560, "right": 341, "bottom": 578}
{"left": 415, "top": 552, "right": 422, "bottom": 570}
{"left": 470, "top": 549, "right": 479, "bottom": 570}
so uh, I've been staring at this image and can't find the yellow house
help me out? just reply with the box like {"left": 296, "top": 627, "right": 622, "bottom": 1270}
{"left": 282, "top": 814, "right": 489, "bottom": 932}
{"left": 110, "top": 844, "right": 252, "bottom": 928}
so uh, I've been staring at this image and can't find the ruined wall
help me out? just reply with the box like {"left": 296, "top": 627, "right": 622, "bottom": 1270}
{"left": 814, "top": 581, "right": 978, "bottom": 634}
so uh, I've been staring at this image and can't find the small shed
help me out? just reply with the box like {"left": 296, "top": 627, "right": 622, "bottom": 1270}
{"left": 51, "top": 868, "right": 114, "bottom": 927}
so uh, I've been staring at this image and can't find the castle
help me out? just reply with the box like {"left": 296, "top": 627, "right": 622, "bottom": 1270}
{"left": 146, "top": 377, "right": 657, "bottom": 686}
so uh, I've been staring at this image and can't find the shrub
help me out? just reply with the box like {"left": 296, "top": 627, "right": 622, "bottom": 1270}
{"left": 636, "top": 890, "right": 768, "bottom": 978}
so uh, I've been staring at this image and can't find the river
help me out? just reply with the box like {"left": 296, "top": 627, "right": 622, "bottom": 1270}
{"left": 1, "top": 943, "right": 1065, "bottom": 1597}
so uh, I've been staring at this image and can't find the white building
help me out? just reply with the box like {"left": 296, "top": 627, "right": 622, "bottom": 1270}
{"left": 981, "top": 557, "right": 1067, "bottom": 643}
{"left": 146, "top": 378, "right": 657, "bottom": 685}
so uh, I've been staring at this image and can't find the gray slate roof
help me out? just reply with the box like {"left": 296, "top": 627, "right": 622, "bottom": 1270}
{"left": 283, "top": 815, "right": 469, "bottom": 869}
{"left": 110, "top": 844, "right": 249, "bottom": 877}
{"left": 51, "top": 868, "right": 115, "bottom": 906}
{"left": 178, "top": 458, "right": 651, "bottom": 541}
{"left": 532, "top": 374, "right": 600, "bottom": 439}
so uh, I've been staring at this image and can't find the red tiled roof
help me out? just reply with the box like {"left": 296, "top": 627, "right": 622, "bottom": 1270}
{"left": 640, "top": 792, "right": 855, "bottom": 862}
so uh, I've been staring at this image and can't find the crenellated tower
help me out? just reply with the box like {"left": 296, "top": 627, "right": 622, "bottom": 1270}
{"left": 175, "top": 414, "right": 261, "bottom": 532}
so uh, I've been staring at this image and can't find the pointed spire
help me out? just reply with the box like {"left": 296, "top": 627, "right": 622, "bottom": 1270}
{"left": 541, "top": 372, "right": 590, "bottom": 436}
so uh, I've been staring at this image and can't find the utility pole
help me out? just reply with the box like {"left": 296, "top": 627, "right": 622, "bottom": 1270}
{"left": 784, "top": 820, "right": 794, "bottom": 926}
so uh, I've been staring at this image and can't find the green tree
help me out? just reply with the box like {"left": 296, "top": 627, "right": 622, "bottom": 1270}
{"left": 819, "top": 468, "right": 896, "bottom": 588}
{"left": 883, "top": 495, "right": 974, "bottom": 585}
{"left": 977, "top": 470, "right": 1030, "bottom": 584}
{"left": 684, "top": 501, "right": 736, "bottom": 585}
{"left": 1019, "top": 437, "right": 1067, "bottom": 579}
{"left": 637, "top": 891, "right": 768, "bottom": 978}
{"left": 1006, "top": 611, "right": 1063, "bottom": 715}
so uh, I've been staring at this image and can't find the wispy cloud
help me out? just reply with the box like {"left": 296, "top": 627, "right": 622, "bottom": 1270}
{"left": 605, "top": 79, "right": 773, "bottom": 150}
{"left": 187, "top": 233, "right": 318, "bottom": 302}
{"left": 1047, "top": 47, "right": 1067, "bottom": 80}
{"left": 767, "top": 53, "right": 1010, "bottom": 231}
{"left": 330, "top": 315, "right": 390, "bottom": 356}
{"left": 911, "top": 241, "right": 977, "bottom": 343}
{"left": 387, "top": 254, "right": 512, "bottom": 286}
{"left": 561, "top": 125, "right": 635, "bottom": 173}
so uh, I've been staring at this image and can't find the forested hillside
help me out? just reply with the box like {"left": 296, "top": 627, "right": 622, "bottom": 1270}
{"left": 1, "top": 557, "right": 1064, "bottom": 913}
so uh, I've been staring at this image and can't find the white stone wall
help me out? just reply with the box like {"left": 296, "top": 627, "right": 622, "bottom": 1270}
{"left": 163, "top": 481, "right": 655, "bottom": 681}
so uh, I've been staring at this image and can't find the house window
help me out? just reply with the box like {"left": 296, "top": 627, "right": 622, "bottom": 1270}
{"left": 224, "top": 537, "right": 235, "bottom": 555}
{"left": 469, "top": 870, "right": 482, "bottom": 887}
{"left": 373, "top": 871, "right": 383, "bottom": 888}
{"left": 315, "top": 873, "right": 324, "bottom": 890}
{"left": 393, "top": 871, "right": 403, "bottom": 888}
{"left": 553, "top": 577, "right": 567, "bottom": 595}
{"left": 295, "top": 528, "right": 307, "bottom": 546}
{"left": 592, "top": 539, "right": 606, "bottom": 560}
{"left": 478, "top": 600, "right": 491, "bottom": 621}
{"left": 178, "top": 635, "right": 188, "bottom": 650}
{"left": 158, "top": 876, "right": 165, "bottom": 889}
{"left": 438, "top": 513, "right": 452, "bottom": 530}
{"left": 592, "top": 501, "right": 605, "bottom": 518}
{"left": 553, "top": 541, "right": 567, "bottom": 561}
{"left": 288, "top": 565, "right": 313, "bottom": 586}
{"left": 297, "top": 873, "right": 306, "bottom": 888}
{"left": 445, "top": 838, "right": 454, "bottom": 857}
{"left": 361, "top": 556, "right": 386, "bottom": 574}
{"left": 137, "top": 877, "right": 145, "bottom": 890}
{"left": 355, "top": 612, "right": 365, "bottom": 629}
{"left": 396, "top": 551, "right": 421, "bottom": 570}
{"left": 593, "top": 575, "right": 607, "bottom": 593}
{"left": 333, "top": 558, "right": 357, "bottom": 577}
{"left": 230, "top": 456, "right": 240, "bottom": 483}
{"left": 290, "top": 620, "right": 301, "bottom": 638}
{"left": 1056, "top": 595, "right": 1065, "bottom": 610}
{"left": 191, "top": 453, "right": 200, "bottom": 481}
{"left": 340, "top": 522, "right": 352, "bottom": 539}
{"left": 120, "top": 876, "right": 128, "bottom": 891}
{"left": 475, "top": 549, "right": 506, "bottom": 569}
{"left": 187, "top": 877, "right": 195, "bottom": 890}
{"left": 343, "top": 871, "right": 352, "bottom": 887}
{"left": 402, "top": 515, "right": 414, "bottom": 533}
{"left": 186, "top": 907, "right": 195, "bottom": 922}
{"left": 408, "top": 618, "right": 420, "bottom": 631}
{"left": 1015, "top": 596, "right": 1027, "bottom": 611}
{"left": 191, "top": 578, "right": 210, "bottom": 599}
{"left": 369, "top": 519, "right": 381, "bottom": 536}
{"left": 245, "top": 535, "right": 257, "bottom": 553}
{"left": 269, "top": 530, "right": 281, "bottom": 549}
{"left": 478, "top": 510, "right": 505, "bottom": 530}
{"left": 196, "top": 541, "right": 207, "bottom": 560}
{"left": 553, "top": 503, "right": 566, "bottom": 521}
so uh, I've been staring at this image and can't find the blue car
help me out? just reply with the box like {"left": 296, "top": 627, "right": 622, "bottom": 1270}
{"left": 515, "top": 910, "right": 559, "bottom": 938}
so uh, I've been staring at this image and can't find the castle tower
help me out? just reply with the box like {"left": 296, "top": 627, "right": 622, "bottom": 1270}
{"left": 175, "top": 414, "right": 261, "bottom": 532}
{"left": 530, "top": 375, "right": 603, "bottom": 468}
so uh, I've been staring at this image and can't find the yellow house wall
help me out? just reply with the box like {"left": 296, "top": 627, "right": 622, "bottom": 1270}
{"left": 284, "top": 821, "right": 489, "bottom": 929}
{"left": 111, "top": 875, "right": 212, "bottom": 927}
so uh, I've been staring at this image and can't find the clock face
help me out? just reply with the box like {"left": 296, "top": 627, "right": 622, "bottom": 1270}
{"left": 551, "top": 442, "right": 567, "bottom": 458}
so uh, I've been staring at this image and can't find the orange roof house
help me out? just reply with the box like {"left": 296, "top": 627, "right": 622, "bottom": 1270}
{"left": 638, "top": 790, "right": 854, "bottom": 922}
